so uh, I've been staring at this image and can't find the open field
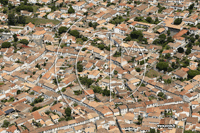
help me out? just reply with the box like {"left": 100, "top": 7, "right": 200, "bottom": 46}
{"left": 26, "top": 17, "right": 60, "bottom": 25}
{"left": 146, "top": 69, "right": 162, "bottom": 78}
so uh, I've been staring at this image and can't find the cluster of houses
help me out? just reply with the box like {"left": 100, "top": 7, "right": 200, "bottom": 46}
{"left": 1, "top": 0, "right": 200, "bottom": 132}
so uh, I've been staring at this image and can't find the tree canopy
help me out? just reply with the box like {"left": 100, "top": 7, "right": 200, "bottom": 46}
{"left": 145, "top": 17, "right": 153, "bottom": 23}
{"left": 185, "top": 48, "right": 191, "bottom": 55}
{"left": 1, "top": 120, "right": 10, "bottom": 128}
{"left": 68, "top": 6, "right": 75, "bottom": 14}
{"left": 20, "top": 39, "right": 29, "bottom": 45}
{"left": 16, "top": 4, "right": 33, "bottom": 12}
{"left": 8, "top": 14, "right": 26, "bottom": 25}
{"left": 177, "top": 47, "right": 184, "bottom": 53}
{"left": 77, "top": 62, "right": 83, "bottom": 72}
{"left": 58, "top": 26, "right": 68, "bottom": 35}
{"left": 65, "top": 107, "right": 71, "bottom": 117}
{"left": 79, "top": 76, "right": 94, "bottom": 88}
{"left": 174, "top": 18, "right": 182, "bottom": 25}
{"left": 156, "top": 62, "right": 169, "bottom": 71}
{"left": 187, "top": 70, "right": 200, "bottom": 79}
{"left": 131, "top": 30, "right": 143, "bottom": 38}
{"left": 13, "top": 34, "right": 18, "bottom": 42}
{"left": 0, "top": 0, "right": 8, "bottom": 5}
{"left": 158, "top": 34, "right": 166, "bottom": 43}
{"left": 1, "top": 42, "right": 11, "bottom": 48}
{"left": 69, "top": 30, "right": 80, "bottom": 38}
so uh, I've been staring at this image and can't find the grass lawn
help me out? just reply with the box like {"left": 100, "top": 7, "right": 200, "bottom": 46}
{"left": 146, "top": 69, "right": 162, "bottom": 78}
{"left": 33, "top": 5, "right": 39, "bottom": 13}
{"left": 26, "top": 17, "right": 60, "bottom": 25}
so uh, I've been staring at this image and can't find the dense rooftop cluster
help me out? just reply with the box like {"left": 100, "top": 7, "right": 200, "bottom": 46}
{"left": 1, "top": 0, "right": 200, "bottom": 133}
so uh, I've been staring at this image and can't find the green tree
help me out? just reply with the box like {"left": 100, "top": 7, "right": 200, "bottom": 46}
{"left": 165, "top": 53, "right": 171, "bottom": 59}
{"left": 154, "top": 17, "right": 159, "bottom": 24}
{"left": 140, "top": 60, "right": 144, "bottom": 65}
{"left": 158, "top": 34, "right": 166, "bottom": 43}
{"left": 58, "top": 26, "right": 68, "bottom": 35}
{"left": 92, "top": 22, "right": 98, "bottom": 29}
{"left": 45, "top": 111, "right": 51, "bottom": 115}
{"left": 187, "top": 70, "right": 200, "bottom": 79}
{"left": 83, "top": 12, "right": 88, "bottom": 16}
{"left": 65, "top": 107, "right": 71, "bottom": 117}
{"left": 17, "top": 90, "right": 21, "bottom": 95}
{"left": 1, "top": 42, "right": 11, "bottom": 48}
{"left": 61, "top": 88, "right": 66, "bottom": 92}
{"left": 174, "top": 18, "right": 182, "bottom": 25}
{"left": 167, "top": 30, "right": 170, "bottom": 36}
{"left": 145, "top": 17, "right": 153, "bottom": 23}
{"left": 98, "top": 44, "right": 104, "bottom": 50}
{"left": 102, "top": 88, "right": 110, "bottom": 96}
{"left": 156, "top": 62, "right": 169, "bottom": 71}
{"left": 0, "top": 0, "right": 8, "bottom": 5}
{"left": 190, "top": 37, "right": 195, "bottom": 43}
{"left": 130, "top": 30, "right": 143, "bottom": 41}
{"left": 68, "top": 5, "right": 75, "bottom": 14}
{"left": 92, "top": 86, "right": 103, "bottom": 94}
{"left": 177, "top": 47, "right": 184, "bottom": 53}
{"left": 8, "top": 13, "right": 16, "bottom": 25}
{"left": 164, "top": 79, "right": 172, "bottom": 84}
{"left": 8, "top": 3, "right": 14, "bottom": 10}
{"left": 114, "top": 70, "right": 118, "bottom": 75}
{"left": 16, "top": 4, "right": 33, "bottom": 12}
{"left": 157, "top": 92, "right": 164, "bottom": 97}
{"left": 13, "top": 34, "right": 18, "bottom": 42}
{"left": 79, "top": 76, "right": 94, "bottom": 88}
{"left": 195, "top": 35, "right": 199, "bottom": 39}
{"left": 17, "top": 16, "right": 26, "bottom": 25}
{"left": 149, "top": 129, "right": 156, "bottom": 133}
{"left": 185, "top": 48, "right": 191, "bottom": 55}
{"left": 89, "top": 22, "right": 93, "bottom": 27}
{"left": 137, "top": 115, "right": 143, "bottom": 125}
{"left": 189, "top": 3, "right": 194, "bottom": 10}
{"left": 69, "top": 30, "right": 80, "bottom": 38}
{"left": 167, "top": 36, "right": 174, "bottom": 42}
{"left": 135, "top": 67, "right": 141, "bottom": 72}
{"left": 1, "top": 120, "right": 10, "bottom": 128}
{"left": 20, "top": 39, "right": 29, "bottom": 45}
{"left": 32, "top": 106, "right": 42, "bottom": 112}
{"left": 134, "top": 16, "right": 143, "bottom": 21}
{"left": 77, "top": 62, "right": 83, "bottom": 72}
{"left": 3, "top": 9, "right": 7, "bottom": 13}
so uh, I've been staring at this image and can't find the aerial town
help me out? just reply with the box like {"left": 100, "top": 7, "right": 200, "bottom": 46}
{"left": 0, "top": 0, "right": 200, "bottom": 132}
